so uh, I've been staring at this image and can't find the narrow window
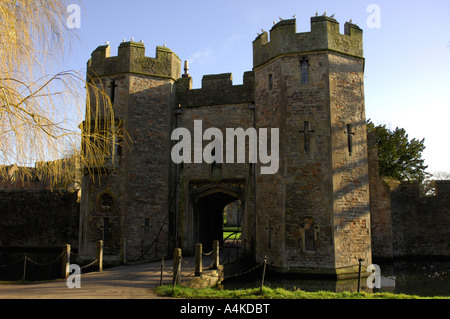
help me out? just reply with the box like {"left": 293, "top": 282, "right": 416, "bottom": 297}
{"left": 102, "top": 217, "right": 111, "bottom": 247}
{"left": 144, "top": 218, "right": 150, "bottom": 236}
{"left": 109, "top": 79, "right": 118, "bottom": 103}
{"left": 304, "top": 217, "right": 315, "bottom": 251}
{"left": 268, "top": 74, "right": 273, "bottom": 90}
{"left": 346, "top": 124, "right": 355, "bottom": 156}
{"left": 301, "top": 60, "right": 309, "bottom": 85}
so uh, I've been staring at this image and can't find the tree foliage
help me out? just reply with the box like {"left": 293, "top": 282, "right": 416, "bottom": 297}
{"left": 367, "top": 120, "right": 429, "bottom": 183}
{"left": 0, "top": 0, "right": 122, "bottom": 188}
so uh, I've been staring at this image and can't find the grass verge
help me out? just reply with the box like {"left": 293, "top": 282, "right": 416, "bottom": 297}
{"left": 155, "top": 285, "right": 449, "bottom": 299}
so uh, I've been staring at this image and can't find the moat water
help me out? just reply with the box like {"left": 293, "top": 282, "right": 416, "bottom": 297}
{"left": 0, "top": 249, "right": 64, "bottom": 282}
{"left": 222, "top": 259, "right": 450, "bottom": 297}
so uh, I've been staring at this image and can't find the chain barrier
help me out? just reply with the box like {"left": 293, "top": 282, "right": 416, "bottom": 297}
{"left": 0, "top": 257, "right": 24, "bottom": 269}
{"left": 0, "top": 248, "right": 102, "bottom": 282}
{"left": 223, "top": 261, "right": 265, "bottom": 281}
{"left": 202, "top": 250, "right": 213, "bottom": 256}
{"left": 0, "top": 252, "right": 65, "bottom": 268}
{"left": 80, "top": 259, "right": 99, "bottom": 271}
{"left": 0, "top": 250, "right": 67, "bottom": 283}
{"left": 24, "top": 251, "right": 65, "bottom": 266}
{"left": 68, "top": 251, "right": 100, "bottom": 272}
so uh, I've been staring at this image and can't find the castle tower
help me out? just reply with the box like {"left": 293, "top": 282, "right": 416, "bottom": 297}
{"left": 253, "top": 16, "right": 371, "bottom": 277}
{"left": 79, "top": 41, "right": 181, "bottom": 262}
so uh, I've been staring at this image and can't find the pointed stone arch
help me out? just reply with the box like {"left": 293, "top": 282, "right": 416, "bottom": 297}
{"left": 185, "top": 180, "right": 246, "bottom": 253}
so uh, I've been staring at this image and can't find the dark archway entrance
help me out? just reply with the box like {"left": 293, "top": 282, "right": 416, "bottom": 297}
{"left": 195, "top": 192, "right": 238, "bottom": 251}
{"left": 189, "top": 181, "right": 245, "bottom": 253}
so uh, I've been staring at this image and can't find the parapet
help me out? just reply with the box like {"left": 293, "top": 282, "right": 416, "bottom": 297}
{"left": 87, "top": 41, "right": 181, "bottom": 81}
{"left": 176, "top": 72, "right": 254, "bottom": 107}
{"left": 253, "top": 16, "right": 363, "bottom": 68}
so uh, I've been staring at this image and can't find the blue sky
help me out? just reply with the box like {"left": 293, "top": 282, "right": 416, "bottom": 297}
{"left": 65, "top": 0, "right": 450, "bottom": 174}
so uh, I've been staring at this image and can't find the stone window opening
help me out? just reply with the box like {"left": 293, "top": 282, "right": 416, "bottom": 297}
{"left": 345, "top": 124, "right": 355, "bottom": 156}
{"left": 108, "top": 79, "right": 118, "bottom": 104}
{"left": 301, "top": 217, "right": 320, "bottom": 252}
{"left": 102, "top": 217, "right": 111, "bottom": 247}
{"left": 144, "top": 218, "right": 150, "bottom": 236}
{"left": 268, "top": 74, "right": 273, "bottom": 90}
{"left": 299, "top": 121, "right": 315, "bottom": 155}
{"left": 300, "top": 58, "right": 309, "bottom": 85}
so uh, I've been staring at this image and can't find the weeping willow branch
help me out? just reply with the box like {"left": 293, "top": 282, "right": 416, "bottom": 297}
{"left": 0, "top": 0, "right": 128, "bottom": 189}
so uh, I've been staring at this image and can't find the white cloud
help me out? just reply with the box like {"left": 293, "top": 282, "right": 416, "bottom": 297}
{"left": 188, "top": 47, "right": 213, "bottom": 66}
{"left": 221, "top": 34, "right": 245, "bottom": 52}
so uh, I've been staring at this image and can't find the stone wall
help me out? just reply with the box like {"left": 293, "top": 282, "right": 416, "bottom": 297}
{"left": 177, "top": 72, "right": 254, "bottom": 107}
{"left": 367, "top": 132, "right": 394, "bottom": 259}
{"left": 368, "top": 132, "right": 449, "bottom": 259}
{"left": 0, "top": 191, "right": 79, "bottom": 249}
{"left": 254, "top": 51, "right": 334, "bottom": 269}
{"left": 328, "top": 52, "right": 371, "bottom": 269}
{"left": 391, "top": 181, "right": 450, "bottom": 258}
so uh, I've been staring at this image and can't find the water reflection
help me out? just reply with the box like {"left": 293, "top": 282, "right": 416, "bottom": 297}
{"left": 223, "top": 260, "right": 450, "bottom": 297}
{"left": 0, "top": 249, "right": 63, "bottom": 282}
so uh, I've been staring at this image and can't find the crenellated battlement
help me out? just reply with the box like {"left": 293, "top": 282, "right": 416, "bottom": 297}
{"left": 87, "top": 41, "right": 181, "bottom": 81}
{"left": 253, "top": 16, "right": 363, "bottom": 68}
{"left": 176, "top": 71, "right": 254, "bottom": 107}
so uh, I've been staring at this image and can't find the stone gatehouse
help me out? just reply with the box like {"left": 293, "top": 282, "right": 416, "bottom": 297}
{"left": 79, "top": 16, "right": 372, "bottom": 278}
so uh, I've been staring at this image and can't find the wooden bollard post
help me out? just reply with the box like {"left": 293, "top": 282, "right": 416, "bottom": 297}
{"left": 97, "top": 240, "right": 104, "bottom": 272}
{"left": 195, "top": 243, "right": 202, "bottom": 276}
{"left": 173, "top": 248, "right": 182, "bottom": 287}
{"left": 212, "top": 240, "right": 220, "bottom": 270}
{"left": 62, "top": 244, "right": 71, "bottom": 279}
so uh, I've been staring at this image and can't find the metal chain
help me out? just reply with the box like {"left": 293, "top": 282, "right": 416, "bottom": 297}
{"left": 202, "top": 250, "right": 213, "bottom": 256}
{"left": 25, "top": 251, "right": 65, "bottom": 266}
{"left": 81, "top": 259, "right": 99, "bottom": 270}
{"left": 223, "top": 262, "right": 264, "bottom": 280}
{"left": 0, "top": 256, "right": 25, "bottom": 268}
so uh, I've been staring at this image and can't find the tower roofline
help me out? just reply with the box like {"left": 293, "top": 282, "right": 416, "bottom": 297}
{"left": 253, "top": 16, "right": 363, "bottom": 68}
{"left": 87, "top": 41, "right": 181, "bottom": 81}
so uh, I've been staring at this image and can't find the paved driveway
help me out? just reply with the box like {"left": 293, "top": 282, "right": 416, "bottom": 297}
{"left": 0, "top": 260, "right": 169, "bottom": 299}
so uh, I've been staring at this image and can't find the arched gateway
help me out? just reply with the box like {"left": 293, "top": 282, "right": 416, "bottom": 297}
{"left": 187, "top": 182, "right": 245, "bottom": 253}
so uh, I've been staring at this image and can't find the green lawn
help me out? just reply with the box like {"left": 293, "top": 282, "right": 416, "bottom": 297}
{"left": 223, "top": 227, "right": 241, "bottom": 241}
{"left": 155, "top": 285, "right": 449, "bottom": 299}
